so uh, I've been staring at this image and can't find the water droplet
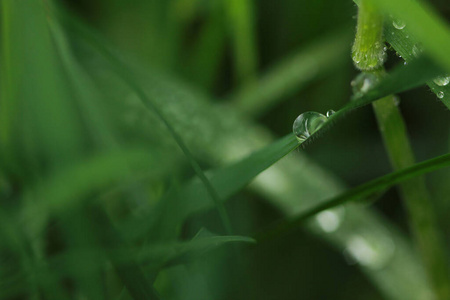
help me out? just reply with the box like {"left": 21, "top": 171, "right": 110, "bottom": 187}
{"left": 403, "top": 61, "right": 408, "bottom": 65}
{"left": 293, "top": 112, "right": 327, "bottom": 142}
{"left": 393, "top": 96, "right": 401, "bottom": 106}
{"left": 433, "top": 76, "right": 450, "bottom": 87}
{"left": 351, "top": 73, "right": 378, "bottom": 97}
{"left": 326, "top": 110, "right": 336, "bottom": 118}
{"left": 437, "top": 91, "right": 445, "bottom": 99}
{"left": 392, "top": 19, "right": 406, "bottom": 30}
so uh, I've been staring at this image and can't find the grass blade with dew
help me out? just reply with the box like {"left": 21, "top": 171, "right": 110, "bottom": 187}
{"left": 352, "top": 0, "right": 450, "bottom": 108}
{"left": 367, "top": 0, "right": 450, "bottom": 73}
{"left": 383, "top": 23, "right": 450, "bottom": 108}
{"left": 256, "top": 152, "right": 450, "bottom": 242}
{"left": 125, "top": 54, "right": 445, "bottom": 240}
{"left": 304, "top": 56, "right": 445, "bottom": 144}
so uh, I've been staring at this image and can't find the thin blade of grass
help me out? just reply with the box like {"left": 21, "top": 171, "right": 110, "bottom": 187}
{"left": 256, "top": 152, "right": 450, "bottom": 241}
{"left": 228, "top": 28, "right": 352, "bottom": 117}
{"left": 224, "top": 0, "right": 258, "bottom": 85}
{"left": 51, "top": 230, "right": 254, "bottom": 277}
{"left": 58, "top": 8, "right": 234, "bottom": 236}
{"left": 125, "top": 134, "right": 298, "bottom": 240}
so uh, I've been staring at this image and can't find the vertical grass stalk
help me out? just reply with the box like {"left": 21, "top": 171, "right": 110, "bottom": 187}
{"left": 352, "top": 0, "right": 386, "bottom": 70}
{"left": 353, "top": 2, "right": 450, "bottom": 299}
{"left": 0, "top": 0, "right": 13, "bottom": 151}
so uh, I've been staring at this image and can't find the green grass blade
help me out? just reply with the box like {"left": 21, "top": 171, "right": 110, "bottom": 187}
{"left": 306, "top": 56, "right": 444, "bottom": 144}
{"left": 228, "top": 28, "right": 352, "bottom": 117}
{"left": 52, "top": 231, "right": 254, "bottom": 276}
{"left": 126, "top": 134, "right": 297, "bottom": 240}
{"left": 224, "top": 0, "right": 258, "bottom": 84}
{"left": 126, "top": 54, "right": 444, "bottom": 240}
{"left": 22, "top": 148, "right": 161, "bottom": 218}
{"left": 367, "top": 0, "right": 450, "bottom": 73}
{"left": 54, "top": 8, "right": 440, "bottom": 298}
{"left": 256, "top": 152, "right": 450, "bottom": 241}
{"left": 383, "top": 23, "right": 450, "bottom": 108}
{"left": 352, "top": 0, "right": 450, "bottom": 107}
{"left": 58, "top": 9, "right": 233, "bottom": 236}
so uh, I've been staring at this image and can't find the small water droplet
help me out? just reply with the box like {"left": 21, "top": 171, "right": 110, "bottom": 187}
{"left": 392, "top": 19, "right": 406, "bottom": 30}
{"left": 433, "top": 76, "right": 450, "bottom": 87}
{"left": 405, "top": 35, "right": 409, "bottom": 39}
{"left": 293, "top": 112, "right": 327, "bottom": 142}
{"left": 351, "top": 73, "right": 378, "bottom": 97}
{"left": 437, "top": 91, "right": 445, "bottom": 99}
{"left": 403, "top": 61, "right": 408, "bottom": 65}
{"left": 393, "top": 96, "right": 401, "bottom": 106}
{"left": 326, "top": 110, "right": 336, "bottom": 118}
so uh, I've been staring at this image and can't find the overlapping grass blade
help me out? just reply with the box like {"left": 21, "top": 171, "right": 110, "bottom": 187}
{"left": 124, "top": 45, "right": 444, "bottom": 241}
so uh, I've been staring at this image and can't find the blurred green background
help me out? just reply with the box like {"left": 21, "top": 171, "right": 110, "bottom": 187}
{"left": 1, "top": 0, "right": 450, "bottom": 299}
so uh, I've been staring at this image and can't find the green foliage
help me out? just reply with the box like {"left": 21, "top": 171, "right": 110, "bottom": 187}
{"left": 0, "top": 0, "right": 449, "bottom": 299}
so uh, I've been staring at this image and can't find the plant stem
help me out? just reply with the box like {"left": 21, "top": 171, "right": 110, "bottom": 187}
{"left": 354, "top": 2, "right": 450, "bottom": 299}
{"left": 372, "top": 95, "right": 450, "bottom": 300}
{"left": 352, "top": 0, "right": 385, "bottom": 70}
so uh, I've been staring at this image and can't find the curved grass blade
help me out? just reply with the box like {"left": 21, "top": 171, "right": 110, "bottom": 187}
{"left": 57, "top": 8, "right": 233, "bottom": 236}
{"left": 306, "top": 56, "right": 445, "bottom": 144}
{"left": 124, "top": 134, "right": 298, "bottom": 240}
{"left": 256, "top": 152, "right": 450, "bottom": 242}
{"left": 51, "top": 230, "right": 254, "bottom": 276}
